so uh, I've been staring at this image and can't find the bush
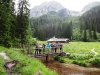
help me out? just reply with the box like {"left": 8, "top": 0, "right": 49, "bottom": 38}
{"left": 73, "top": 60, "right": 89, "bottom": 67}
{"left": 68, "top": 53, "right": 94, "bottom": 60}
{"left": 54, "top": 55, "right": 61, "bottom": 61}
{"left": 89, "top": 55, "right": 100, "bottom": 65}
{"left": 54, "top": 55, "right": 65, "bottom": 63}
{"left": 31, "top": 38, "right": 37, "bottom": 44}
{"left": 59, "top": 58, "right": 65, "bottom": 63}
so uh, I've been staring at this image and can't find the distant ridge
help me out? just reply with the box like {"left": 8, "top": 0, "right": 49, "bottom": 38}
{"left": 30, "top": 1, "right": 100, "bottom": 17}
{"left": 82, "top": 1, "right": 100, "bottom": 13}
{"left": 30, "top": 1, "right": 64, "bottom": 17}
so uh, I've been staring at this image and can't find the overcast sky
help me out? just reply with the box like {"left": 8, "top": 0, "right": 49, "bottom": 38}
{"left": 16, "top": 0, "right": 100, "bottom": 11}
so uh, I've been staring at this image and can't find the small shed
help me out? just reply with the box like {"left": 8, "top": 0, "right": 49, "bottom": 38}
{"left": 47, "top": 37, "right": 69, "bottom": 43}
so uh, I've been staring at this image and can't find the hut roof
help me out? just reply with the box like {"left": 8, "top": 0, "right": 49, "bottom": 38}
{"left": 47, "top": 37, "right": 69, "bottom": 42}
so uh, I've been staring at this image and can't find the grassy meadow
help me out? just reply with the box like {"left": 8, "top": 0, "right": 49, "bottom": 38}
{"left": 55, "top": 42, "right": 100, "bottom": 67}
{"left": 63, "top": 42, "right": 100, "bottom": 54}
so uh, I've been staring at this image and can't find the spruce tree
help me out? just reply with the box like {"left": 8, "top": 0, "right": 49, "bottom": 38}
{"left": 0, "top": 0, "right": 13, "bottom": 47}
{"left": 16, "top": 0, "right": 32, "bottom": 47}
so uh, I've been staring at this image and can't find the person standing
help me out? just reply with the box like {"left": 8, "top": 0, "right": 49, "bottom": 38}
{"left": 42, "top": 44, "right": 45, "bottom": 54}
{"left": 59, "top": 42, "right": 63, "bottom": 53}
{"left": 45, "top": 43, "right": 51, "bottom": 54}
{"left": 35, "top": 44, "right": 39, "bottom": 55}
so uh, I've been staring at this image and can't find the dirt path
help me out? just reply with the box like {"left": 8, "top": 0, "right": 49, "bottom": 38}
{"left": 39, "top": 57, "right": 100, "bottom": 75}
{"left": 0, "top": 52, "right": 10, "bottom": 61}
{"left": 0, "top": 52, "right": 19, "bottom": 75}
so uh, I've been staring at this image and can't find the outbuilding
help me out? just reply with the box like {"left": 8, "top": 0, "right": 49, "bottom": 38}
{"left": 47, "top": 37, "right": 70, "bottom": 43}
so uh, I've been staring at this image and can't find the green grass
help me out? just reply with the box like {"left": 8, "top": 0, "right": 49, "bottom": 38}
{"left": 0, "top": 46, "right": 8, "bottom": 75}
{"left": 38, "top": 41, "right": 47, "bottom": 44}
{"left": 0, "top": 46, "right": 57, "bottom": 75}
{"left": 63, "top": 42, "right": 100, "bottom": 66}
{"left": 63, "top": 42, "right": 100, "bottom": 54}
{"left": 0, "top": 58, "right": 6, "bottom": 75}
{"left": 0, "top": 46, "right": 8, "bottom": 52}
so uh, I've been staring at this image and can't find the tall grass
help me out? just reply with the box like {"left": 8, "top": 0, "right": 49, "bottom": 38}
{"left": 0, "top": 46, "right": 57, "bottom": 75}
{"left": 7, "top": 49, "right": 57, "bottom": 75}
{"left": 0, "top": 46, "right": 7, "bottom": 75}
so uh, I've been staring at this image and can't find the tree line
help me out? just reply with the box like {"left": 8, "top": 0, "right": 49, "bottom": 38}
{"left": 80, "top": 5, "right": 100, "bottom": 41}
{"left": 30, "top": 6, "right": 100, "bottom": 41}
{"left": 0, "top": 0, "right": 32, "bottom": 47}
{"left": 30, "top": 12, "right": 73, "bottom": 40}
{"left": 0, "top": 0, "right": 100, "bottom": 48}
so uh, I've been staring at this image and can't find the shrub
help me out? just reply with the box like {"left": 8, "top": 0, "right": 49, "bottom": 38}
{"left": 54, "top": 55, "right": 65, "bottom": 63}
{"left": 73, "top": 60, "right": 89, "bottom": 67}
{"left": 31, "top": 38, "right": 37, "bottom": 44}
{"left": 54, "top": 55, "right": 61, "bottom": 61}
{"left": 89, "top": 55, "right": 100, "bottom": 65}
{"left": 59, "top": 58, "right": 65, "bottom": 63}
{"left": 68, "top": 53, "right": 94, "bottom": 60}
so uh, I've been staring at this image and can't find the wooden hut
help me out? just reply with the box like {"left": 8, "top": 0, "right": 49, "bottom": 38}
{"left": 47, "top": 37, "right": 69, "bottom": 43}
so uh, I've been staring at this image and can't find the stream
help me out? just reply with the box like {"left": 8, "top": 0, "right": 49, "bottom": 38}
{"left": 39, "top": 56, "right": 100, "bottom": 75}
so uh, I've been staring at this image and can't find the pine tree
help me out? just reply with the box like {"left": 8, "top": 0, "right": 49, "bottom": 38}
{"left": 16, "top": 0, "right": 31, "bottom": 47}
{"left": 0, "top": 0, "right": 13, "bottom": 47}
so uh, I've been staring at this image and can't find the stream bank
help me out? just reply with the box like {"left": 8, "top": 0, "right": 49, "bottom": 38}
{"left": 38, "top": 56, "right": 100, "bottom": 75}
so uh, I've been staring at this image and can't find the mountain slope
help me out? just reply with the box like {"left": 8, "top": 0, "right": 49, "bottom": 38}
{"left": 82, "top": 1, "right": 100, "bottom": 13}
{"left": 30, "top": 1, "right": 64, "bottom": 17}
{"left": 58, "top": 8, "right": 70, "bottom": 17}
{"left": 70, "top": 11, "right": 80, "bottom": 16}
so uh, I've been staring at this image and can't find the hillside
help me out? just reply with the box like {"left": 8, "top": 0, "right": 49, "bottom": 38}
{"left": 82, "top": 1, "right": 100, "bottom": 13}
{"left": 30, "top": 1, "right": 65, "bottom": 17}
{"left": 0, "top": 46, "right": 57, "bottom": 75}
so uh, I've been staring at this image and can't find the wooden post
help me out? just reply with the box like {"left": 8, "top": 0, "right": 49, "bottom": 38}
{"left": 46, "top": 54, "right": 49, "bottom": 62}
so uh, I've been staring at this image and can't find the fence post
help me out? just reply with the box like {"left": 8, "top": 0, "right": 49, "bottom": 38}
{"left": 46, "top": 54, "right": 49, "bottom": 62}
